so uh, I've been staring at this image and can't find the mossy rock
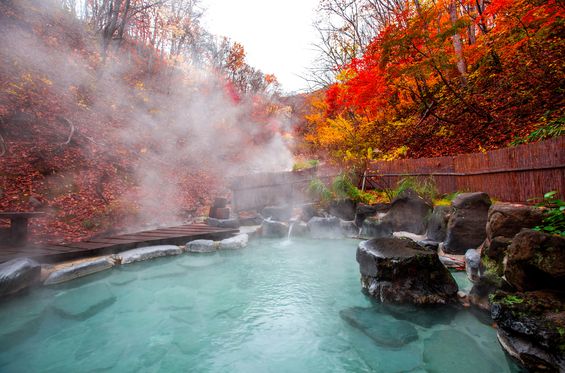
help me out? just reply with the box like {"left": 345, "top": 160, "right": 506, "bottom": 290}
{"left": 491, "top": 290, "right": 565, "bottom": 370}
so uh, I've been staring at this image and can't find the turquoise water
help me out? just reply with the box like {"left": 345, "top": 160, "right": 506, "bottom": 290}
{"left": 0, "top": 238, "right": 520, "bottom": 372}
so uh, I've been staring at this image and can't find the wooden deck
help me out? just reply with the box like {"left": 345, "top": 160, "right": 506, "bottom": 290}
{"left": 0, "top": 224, "right": 239, "bottom": 263}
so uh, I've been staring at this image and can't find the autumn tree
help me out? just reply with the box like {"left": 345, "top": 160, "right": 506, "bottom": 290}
{"left": 303, "top": 0, "right": 564, "bottom": 162}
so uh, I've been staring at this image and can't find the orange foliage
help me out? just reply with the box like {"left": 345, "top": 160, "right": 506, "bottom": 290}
{"left": 304, "top": 0, "right": 565, "bottom": 163}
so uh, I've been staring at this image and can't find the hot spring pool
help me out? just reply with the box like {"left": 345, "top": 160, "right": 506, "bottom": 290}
{"left": 0, "top": 238, "right": 520, "bottom": 372}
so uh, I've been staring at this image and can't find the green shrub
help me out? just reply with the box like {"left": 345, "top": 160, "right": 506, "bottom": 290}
{"left": 292, "top": 159, "right": 319, "bottom": 171}
{"left": 392, "top": 176, "right": 438, "bottom": 201}
{"left": 308, "top": 178, "right": 332, "bottom": 205}
{"left": 511, "top": 115, "right": 565, "bottom": 145}
{"left": 309, "top": 173, "right": 376, "bottom": 205}
{"left": 532, "top": 191, "right": 565, "bottom": 236}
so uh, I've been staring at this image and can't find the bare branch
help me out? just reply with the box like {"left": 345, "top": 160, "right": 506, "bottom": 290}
{"left": 58, "top": 117, "right": 75, "bottom": 146}
{"left": 0, "top": 133, "right": 6, "bottom": 157}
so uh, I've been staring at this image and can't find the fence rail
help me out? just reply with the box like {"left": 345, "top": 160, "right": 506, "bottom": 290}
{"left": 365, "top": 136, "right": 564, "bottom": 202}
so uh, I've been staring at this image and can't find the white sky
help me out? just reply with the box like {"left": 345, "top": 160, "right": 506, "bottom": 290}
{"left": 201, "top": 0, "right": 320, "bottom": 94}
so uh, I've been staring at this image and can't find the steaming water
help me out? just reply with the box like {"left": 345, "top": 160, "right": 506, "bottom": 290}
{"left": 0, "top": 238, "right": 521, "bottom": 372}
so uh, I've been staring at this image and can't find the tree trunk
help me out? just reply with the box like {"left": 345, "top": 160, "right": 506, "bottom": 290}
{"left": 448, "top": 2, "right": 467, "bottom": 87}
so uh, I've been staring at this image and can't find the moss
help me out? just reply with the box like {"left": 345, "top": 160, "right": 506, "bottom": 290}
{"left": 502, "top": 294, "right": 525, "bottom": 305}
{"left": 481, "top": 255, "right": 504, "bottom": 277}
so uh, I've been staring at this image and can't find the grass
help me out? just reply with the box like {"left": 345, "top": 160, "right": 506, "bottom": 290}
{"left": 292, "top": 159, "right": 319, "bottom": 171}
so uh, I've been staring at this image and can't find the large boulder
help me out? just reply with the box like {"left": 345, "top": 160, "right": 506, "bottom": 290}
{"left": 491, "top": 290, "right": 565, "bottom": 372}
{"left": 340, "top": 306, "right": 418, "bottom": 347}
{"left": 0, "top": 258, "right": 41, "bottom": 297}
{"left": 381, "top": 189, "right": 432, "bottom": 235}
{"left": 261, "top": 219, "right": 288, "bottom": 238}
{"left": 486, "top": 203, "right": 544, "bottom": 239}
{"left": 356, "top": 237, "right": 458, "bottom": 304}
{"left": 185, "top": 239, "right": 216, "bottom": 253}
{"left": 301, "top": 203, "right": 324, "bottom": 222}
{"left": 504, "top": 230, "right": 565, "bottom": 292}
{"left": 118, "top": 245, "right": 183, "bottom": 264}
{"left": 354, "top": 202, "right": 389, "bottom": 227}
{"left": 307, "top": 216, "right": 343, "bottom": 239}
{"left": 426, "top": 205, "right": 451, "bottom": 242}
{"left": 470, "top": 203, "right": 545, "bottom": 310}
{"left": 444, "top": 192, "right": 491, "bottom": 254}
{"left": 44, "top": 257, "right": 115, "bottom": 285}
{"left": 218, "top": 234, "right": 248, "bottom": 250}
{"left": 329, "top": 199, "right": 357, "bottom": 221}
{"left": 481, "top": 203, "right": 545, "bottom": 275}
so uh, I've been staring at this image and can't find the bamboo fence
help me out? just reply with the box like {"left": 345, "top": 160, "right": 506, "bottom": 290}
{"left": 365, "top": 136, "right": 564, "bottom": 202}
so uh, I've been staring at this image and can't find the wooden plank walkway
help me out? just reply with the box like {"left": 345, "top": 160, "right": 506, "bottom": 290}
{"left": 0, "top": 224, "right": 239, "bottom": 263}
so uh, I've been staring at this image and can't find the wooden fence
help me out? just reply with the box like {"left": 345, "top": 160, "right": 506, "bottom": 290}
{"left": 229, "top": 167, "right": 339, "bottom": 212}
{"left": 364, "top": 136, "right": 565, "bottom": 202}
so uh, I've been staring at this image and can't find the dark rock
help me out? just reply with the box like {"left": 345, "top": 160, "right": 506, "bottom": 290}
{"left": 482, "top": 236, "right": 513, "bottom": 276}
{"left": 261, "top": 219, "right": 288, "bottom": 238}
{"left": 340, "top": 220, "right": 358, "bottom": 237}
{"left": 423, "top": 330, "right": 502, "bottom": 372}
{"left": 0, "top": 258, "right": 41, "bottom": 297}
{"left": 491, "top": 290, "right": 565, "bottom": 372}
{"left": 356, "top": 237, "right": 458, "bottom": 304}
{"left": 497, "top": 329, "right": 561, "bottom": 373}
{"left": 426, "top": 205, "right": 452, "bottom": 242}
{"left": 468, "top": 273, "right": 513, "bottom": 312}
{"left": 360, "top": 217, "right": 392, "bottom": 238}
{"left": 472, "top": 203, "right": 545, "bottom": 311}
{"left": 329, "top": 199, "right": 357, "bottom": 221}
{"left": 355, "top": 203, "right": 377, "bottom": 226}
{"left": 355, "top": 202, "right": 390, "bottom": 227}
{"left": 262, "top": 205, "right": 292, "bottom": 221}
{"left": 206, "top": 217, "right": 240, "bottom": 229}
{"left": 307, "top": 216, "right": 343, "bottom": 239}
{"left": 444, "top": 192, "right": 491, "bottom": 254}
{"left": 465, "top": 249, "right": 481, "bottom": 283}
{"left": 52, "top": 283, "right": 116, "bottom": 320}
{"left": 452, "top": 191, "right": 492, "bottom": 209}
{"left": 504, "top": 230, "right": 565, "bottom": 292}
{"left": 339, "top": 307, "right": 418, "bottom": 347}
{"left": 381, "top": 189, "right": 432, "bottom": 234}
{"left": 301, "top": 203, "right": 324, "bottom": 222}
{"left": 378, "top": 303, "right": 457, "bottom": 327}
{"left": 480, "top": 203, "right": 543, "bottom": 279}
{"left": 487, "top": 203, "right": 544, "bottom": 239}
{"left": 417, "top": 239, "right": 440, "bottom": 251}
